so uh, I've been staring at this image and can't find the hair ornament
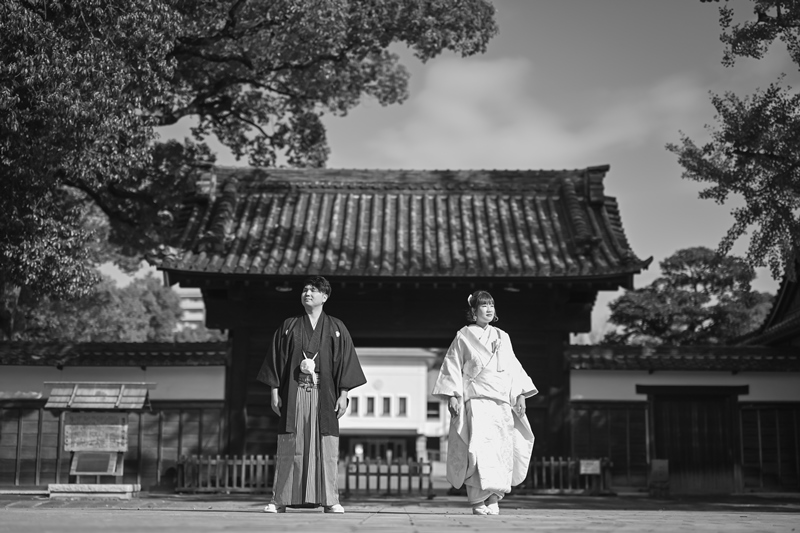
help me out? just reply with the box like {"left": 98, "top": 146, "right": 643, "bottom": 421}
{"left": 467, "top": 294, "right": 472, "bottom": 306}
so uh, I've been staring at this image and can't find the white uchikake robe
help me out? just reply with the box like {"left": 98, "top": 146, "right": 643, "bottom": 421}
{"left": 432, "top": 325, "right": 538, "bottom": 504}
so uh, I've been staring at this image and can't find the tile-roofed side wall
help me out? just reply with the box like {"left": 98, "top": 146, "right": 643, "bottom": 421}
{"left": 0, "top": 342, "right": 229, "bottom": 367}
{"left": 738, "top": 253, "right": 800, "bottom": 346}
{"left": 161, "top": 166, "right": 650, "bottom": 279}
{"left": 566, "top": 345, "right": 800, "bottom": 372}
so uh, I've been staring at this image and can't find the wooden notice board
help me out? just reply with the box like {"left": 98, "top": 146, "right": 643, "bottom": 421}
{"left": 69, "top": 452, "right": 125, "bottom": 476}
{"left": 64, "top": 412, "right": 128, "bottom": 452}
{"left": 579, "top": 459, "right": 602, "bottom": 475}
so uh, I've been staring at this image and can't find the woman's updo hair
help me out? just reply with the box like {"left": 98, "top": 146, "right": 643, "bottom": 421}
{"left": 466, "top": 290, "right": 498, "bottom": 323}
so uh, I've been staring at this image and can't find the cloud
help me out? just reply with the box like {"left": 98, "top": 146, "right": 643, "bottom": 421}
{"left": 354, "top": 57, "right": 710, "bottom": 170}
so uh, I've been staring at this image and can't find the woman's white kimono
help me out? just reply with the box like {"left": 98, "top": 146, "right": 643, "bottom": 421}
{"left": 432, "top": 325, "right": 538, "bottom": 503}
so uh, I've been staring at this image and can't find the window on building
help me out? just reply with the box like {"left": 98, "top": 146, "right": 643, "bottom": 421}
{"left": 398, "top": 397, "right": 408, "bottom": 417}
{"left": 427, "top": 401, "right": 440, "bottom": 419}
{"left": 382, "top": 397, "right": 391, "bottom": 417}
{"left": 349, "top": 397, "right": 359, "bottom": 416}
{"left": 366, "top": 397, "right": 375, "bottom": 416}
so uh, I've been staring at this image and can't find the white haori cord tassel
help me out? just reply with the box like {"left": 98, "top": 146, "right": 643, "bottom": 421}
{"left": 301, "top": 351, "right": 318, "bottom": 385}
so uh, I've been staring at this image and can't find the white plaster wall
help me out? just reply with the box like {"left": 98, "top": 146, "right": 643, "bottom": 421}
{"left": 339, "top": 348, "right": 435, "bottom": 434}
{"left": 571, "top": 370, "right": 800, "bottom": 402}
{"left": 0, "top": 366, "right": 225, "bottom": 401}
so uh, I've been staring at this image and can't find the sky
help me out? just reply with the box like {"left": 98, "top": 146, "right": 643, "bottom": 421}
{"left": 155, "top": 0, "right": 795, "bottom": 335}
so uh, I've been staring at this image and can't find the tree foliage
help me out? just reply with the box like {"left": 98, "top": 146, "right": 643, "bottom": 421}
{"left": 1, "top": 0, "right": 179, "bottom": 297}
{"left": 669, "top": 1, "right": 800, "bottom": 279}
{"left": 15, "top": 274, "right": 184, "bottom": 342}
{"left": 1, "top": 0, "right": 497, "bottom": 336}
{"left": 174, "top": 323, "right": 227, "bottom": 343}
{"left": 602, "top": 247, "right": 773, "bottom": 346}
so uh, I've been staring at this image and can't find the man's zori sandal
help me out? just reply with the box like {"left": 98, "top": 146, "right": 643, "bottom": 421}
{"left": 263, "top": 503, "right": 285, "bottom": 513}
{"left": 324, "top": 504, "right": 345, "bottom": 513}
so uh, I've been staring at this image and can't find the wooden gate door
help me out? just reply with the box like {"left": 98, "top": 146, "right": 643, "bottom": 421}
{"left": 640, "top": 386, "right": 746, "bottom": 494}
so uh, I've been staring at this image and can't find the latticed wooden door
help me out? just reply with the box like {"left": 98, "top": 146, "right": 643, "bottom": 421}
{"left": 651, "top": 393, "right": 739, "bottom": 494}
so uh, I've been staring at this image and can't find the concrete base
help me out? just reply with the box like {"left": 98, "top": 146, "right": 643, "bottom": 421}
{"left": 0, "top": 489, "right": 49, "bottom": 496}
{"left": 48, "top": 484, "right": 141, "bottom": 499}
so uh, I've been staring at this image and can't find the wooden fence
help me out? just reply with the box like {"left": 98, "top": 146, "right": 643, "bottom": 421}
{"left": 516, "top": 456, "right": 613, "bottom": 494}
{"left": 175, "top": 455, "right": 432, "bottom": 496}
{"left": 176, "top": 454, "right": 610, "bottom": 495}
{"left": 342, "top": 458, "right": 433, "bottom": 497}
{"left": 176, "top": 455, "right": 276, "bottom": 493}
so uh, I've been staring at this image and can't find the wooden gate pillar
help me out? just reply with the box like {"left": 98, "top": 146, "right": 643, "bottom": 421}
{"left": 224, "top": 329, "right": 249, "bottom": 455}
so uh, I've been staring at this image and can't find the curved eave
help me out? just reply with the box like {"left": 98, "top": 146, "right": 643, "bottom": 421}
{"left": 737, "top": 254, "right": 799, "bottom": 346}
{"left": 160, "top": 264, "right": 651, "bottom": 290}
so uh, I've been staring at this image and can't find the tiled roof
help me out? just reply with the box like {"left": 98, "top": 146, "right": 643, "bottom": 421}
{"left": 154, "top": 166, "right": 650, "bottom": 282}
{"left": 0, "top": 342, "right": 228, "bottom": 367}
{"left": 566, "top": 345, "right": 800, "bottom": 372}
{"left": 738, "top": 254, "right": 800, "bottom": 346}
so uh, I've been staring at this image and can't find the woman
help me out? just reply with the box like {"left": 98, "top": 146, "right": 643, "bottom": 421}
{"left": 432, "top": 290, "right": 538, "bottom": 515}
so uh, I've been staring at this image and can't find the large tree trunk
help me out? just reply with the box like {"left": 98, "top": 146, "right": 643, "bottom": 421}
{"left": 0, "top": 282, "right": 35, "bottom": 341}
{"left": 0, "top": 280, "right": 21, "bottom": 341}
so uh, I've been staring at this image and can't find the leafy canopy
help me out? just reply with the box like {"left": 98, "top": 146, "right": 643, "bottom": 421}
{"left": 603, "top": 247, "right": 773, "bottom": 346}
{"left": 0, "top": 0, "right": 497, "bottom": 338}
{"left": 1, "top": 0, "right": 179, "bottom": 299}
{"left": 1, "top": 0, "right": 497, "bottom": 286}
{"left": 17, "top": 275, "right": 183, "bottom": 342}
{"left": 669, "top": 1, "right": 800, "bottom": 279}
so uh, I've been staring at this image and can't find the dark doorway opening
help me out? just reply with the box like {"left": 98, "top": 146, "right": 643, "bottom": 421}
{"left": 637, "top": 385, "right": 748, "bottom": 494}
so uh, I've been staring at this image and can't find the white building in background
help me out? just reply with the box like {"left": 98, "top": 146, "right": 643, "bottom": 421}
{"left": 425, "top": 367, "right": 450, "bottom": 461}
{"left": 339, "top": 347, "right": 448, "bottom": 462}
{"left": 173, "top": 286, "right": 205, "bottom": 330}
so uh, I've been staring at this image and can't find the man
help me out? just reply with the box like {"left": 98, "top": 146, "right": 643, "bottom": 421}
{"left": 258, "top": 276, "right": 366, "bottom": 514}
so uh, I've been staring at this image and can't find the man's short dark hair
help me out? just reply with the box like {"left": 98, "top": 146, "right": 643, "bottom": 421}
{"left": 303, "top": 276, "right": 332, "bottom": 297}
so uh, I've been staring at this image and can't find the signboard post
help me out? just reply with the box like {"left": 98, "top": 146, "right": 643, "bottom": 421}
{"left": 579, "top": 459, "right": 603, "bottom": 494}
{"left": 43, "top": 382, "right": 155, "bottom": 499}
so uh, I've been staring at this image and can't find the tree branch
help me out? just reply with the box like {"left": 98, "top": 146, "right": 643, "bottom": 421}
{"left": 756, "top": 6, "right": 800, "bottom": 28}
{"left": 61, "top": 177, "right": 138, "bottom": 228}
{"left": 732, "top": 147, "right": 796, "bottom": 164}
{"left": 170, "top": 45, "right": 254, "bottom": 70}
{"left": 225, "top": 109, "right": 272, "bottom": 138}
{"left": 106, "top": 183, "right": 157, "bottom": 205}
{"left": 176, "top": 8, "right": 281, "bottom": 48}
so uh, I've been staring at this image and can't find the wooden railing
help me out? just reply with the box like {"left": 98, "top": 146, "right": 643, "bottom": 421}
{"left": 342, "top": 458, "right": 433, "bottom": 497}
{"left": 176, "top": 455, "right": 275, "bottom": 493}
{"left": 176, "top": 454, "right": 610, "bottom": 495}
{"left": 176, "top": 455, "right": 433, "bottom": 496}
{"left": 515, "top": 456, "right": 613, "bottom": 494}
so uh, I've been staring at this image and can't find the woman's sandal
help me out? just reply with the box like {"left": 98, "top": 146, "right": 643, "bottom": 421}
{"left": 471, "top": 504, "right": 491, "bottom": 515}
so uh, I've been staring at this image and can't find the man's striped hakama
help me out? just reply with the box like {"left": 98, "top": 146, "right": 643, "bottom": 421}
{"left": 271, "top": 375, "right": 340, "bottom": 507}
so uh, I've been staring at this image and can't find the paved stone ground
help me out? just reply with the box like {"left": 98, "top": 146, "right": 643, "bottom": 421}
{"left": 1, "top": 493, "right": 799, "bottom": 533}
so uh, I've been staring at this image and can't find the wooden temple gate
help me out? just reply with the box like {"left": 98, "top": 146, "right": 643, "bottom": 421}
{"left": 155, "top": 166, "right": 650, "bottom": 465}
